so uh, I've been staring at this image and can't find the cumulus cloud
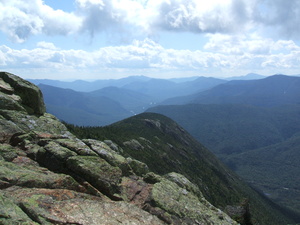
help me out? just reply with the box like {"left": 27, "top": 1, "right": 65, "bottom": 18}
{"left": 75, "top": 0, "right": 122, "bottom": 37}
{"left": 204, "top": 33, "right": 300, "bottom": 55}
{"left": 0, "top": 0, "right": 81, "bottom": 42}
{"left": 151, "top": 0, "right": 251, "bottom": 33}
{"left": 1, "top": 0, "right": 300, "bottom": 42}
{"left": 74, "top": 0, "right": 300, "bottom": 38}
{"left": 1, "top": 38, "right": 300, "bottom": 78}
{"left": 74, "top": 0, "right": 254, "bottom": 36}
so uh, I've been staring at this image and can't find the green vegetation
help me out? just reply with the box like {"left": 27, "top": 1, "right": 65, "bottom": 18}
{"left": 227, "top": 133, "right": 300, "bottom": 216}
{"left": 147, "top": 103, "right": 300, "bottom": 220}
{"left": 148, "top": 104, "right": 300, "bottom": 156}
{"left": 65, "top": 112, "right": 296, "bottom": 224}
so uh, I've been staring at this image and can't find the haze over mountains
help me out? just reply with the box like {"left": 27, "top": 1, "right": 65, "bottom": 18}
{"left": 163, "top": 75, "right": 300, "bottom": 106}
{"left": 33, "top": 75, "right": 227, "bottom": 126}
{"left": 28, "top": 73, "right": 265, "bottom": 92}
{"left": 31, "top": 73, "right": 300, "bottom": 126}
{"left": 39, "top": 84, "right": 133, "bottom": 126}
{"left": 29, "top": 76, "right": 152, "bottom": 92}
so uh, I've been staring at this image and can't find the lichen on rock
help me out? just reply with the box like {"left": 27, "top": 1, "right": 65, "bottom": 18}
{"left": 0, "top": 72, "right": 45, "bottom": 115}
{"left": 150, "top": 173, "right": 237, "bottom": 224}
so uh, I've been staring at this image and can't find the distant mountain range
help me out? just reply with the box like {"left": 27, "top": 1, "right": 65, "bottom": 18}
{"left": 87, "top": 86, "right": 157, "bottom": 114}
{"left": 32, "top": 73, "right": 274, "bottom": 126}
{"left": 28, "top": 73, "right": 267, "bottom": 93}
{"left": 225, "top": 73, "right": 266, "bottom": 80}
{"left": 39, "top": 84, "right": 133, "bottom": 126}
{"left": 37, "top": 76, "right": 228, "bottom": 125}
{"left": 162, "top": 75, "right": 300, "bottom": 106}
{"left": 122, "top": 76, "right": 226, "bottom": 100}
{"left": 31, "top": 75, "right": 227, "bottom": 99}
{"left": 37, "top": 74, "right": 300, "bottom": 127}
{"left": 29, "top": 75, "right": 151, "bottom": 92}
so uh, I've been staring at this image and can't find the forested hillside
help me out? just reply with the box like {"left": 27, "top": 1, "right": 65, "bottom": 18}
{"left": 147, "top": 104, "right": 300, "bottom": 217}
{"left": 65, "top": 113, "right": 298, "bottom": 224}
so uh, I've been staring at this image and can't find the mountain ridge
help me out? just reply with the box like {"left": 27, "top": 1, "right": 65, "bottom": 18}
{"left": 39, "top": 84, "right": 133, "bottom": 126}
{"left": 162, "top": 74, "right": 300, "bottom": 106}
{"left": 66, "top": 112, "right": 298, "bottom": 224}
{"left": 147, "top": 103, "right": 300, "bottom": 217}
{"left": 29, "top": 75, "right": 151, "bottom": 92}
{"left": 87, "top": 86, "right": 157, "bottom": 114}
{"left": 37, "top": 76, "right": 226, "bottom": 126}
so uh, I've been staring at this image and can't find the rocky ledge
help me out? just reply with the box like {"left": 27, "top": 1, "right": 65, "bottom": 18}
{"left": 0, "top": 72, "right": 237, "bottom": 224}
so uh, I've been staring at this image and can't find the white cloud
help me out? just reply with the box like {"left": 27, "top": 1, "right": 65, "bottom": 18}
{"left": 1, "top": 38, "right": 300, "bottom": 78}
{"left": 74, "top": 0, "right": 300, "bottom": 40}
{"left": 1, "top": 0, "right": 300, "bottom": 43}
{"left": 37, "top": 41, "right": 59, "bottom": 50}
{"left": 204, "top": 33, "right": 300, "bottom": 56}
{"left": 151, "top": 0, "right": 251, "bottom": 33}
{"left": 75, "top": 0, "right": 121, "bottom": 37}
{"left": 0, "top": 0, "right": 81, "bottom": 43}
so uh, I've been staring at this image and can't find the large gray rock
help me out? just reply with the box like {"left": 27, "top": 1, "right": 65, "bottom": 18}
{"left": 0, "top": 192, "right": 39, "bottom": 225}
{"left": 66, "top": 156, "right": 123, "bottom": 199}
{"left": 150, "top": 173, "right": 237, "bottom": 224}
{"left": 3, "top": 187, "right": 164, "bottom": 225}
{"left": 0, "top": 72, "right": 45, "bottom": 115}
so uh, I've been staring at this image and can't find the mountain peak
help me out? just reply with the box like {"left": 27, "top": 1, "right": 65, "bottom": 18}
{"left": 227, "top": 73, "right": 266, "bottom": 80}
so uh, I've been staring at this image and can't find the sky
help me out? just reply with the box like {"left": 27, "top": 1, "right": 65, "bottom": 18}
{"left": 0, "top": 0, "right": 300, "bottom": 80}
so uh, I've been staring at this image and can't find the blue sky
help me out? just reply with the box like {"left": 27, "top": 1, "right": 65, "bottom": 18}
{"left": 0, "top": 0, "right": 300, "bottom": 80}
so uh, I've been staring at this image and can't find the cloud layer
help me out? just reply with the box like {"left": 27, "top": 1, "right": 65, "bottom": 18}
{"left": 1, "top": 0, "right": 300, "bottom": 43}
{"left": 1, "top": 37, "right": 299, "bottom": 79}
{"left": 0, "top": 0, "right": 81, "bottom": 43}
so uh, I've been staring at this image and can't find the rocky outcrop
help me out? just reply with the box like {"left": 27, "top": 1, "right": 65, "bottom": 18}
{"left": 0, "top": 72, "right": 45, "bottom": 115}
{"left": 0, "top": 72, "right": 237, "bottom": 224}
